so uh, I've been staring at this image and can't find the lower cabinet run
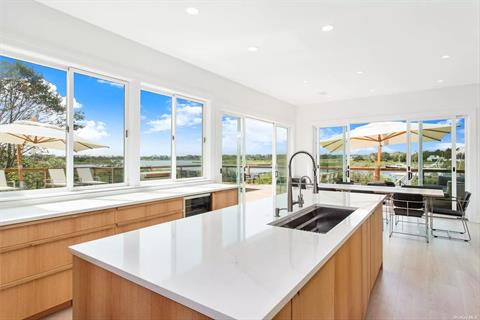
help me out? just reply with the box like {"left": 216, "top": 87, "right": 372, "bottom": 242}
{"left": 0, "top": 189, "right": 238, "bottom": 320}
{"left": 71, "top": 203, "right": 383, "bottom": 320}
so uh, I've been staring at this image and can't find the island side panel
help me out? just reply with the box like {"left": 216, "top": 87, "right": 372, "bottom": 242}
{"left": 272, "top": 203, "right": 384, "bottom": 320}
{"left": 72, "top": 256, "right": 210, "bottom": 320}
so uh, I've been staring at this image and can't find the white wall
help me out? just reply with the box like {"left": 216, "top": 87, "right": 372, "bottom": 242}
{"left": 295, "top": 84, "right": 480, "bottom": 222}
{"left": 0, "top": 0, "right": 296, "bottom": 185}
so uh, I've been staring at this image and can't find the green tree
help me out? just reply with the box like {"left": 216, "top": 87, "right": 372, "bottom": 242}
{"left": 0, "top": 61, "right": 84, "bottom": 169}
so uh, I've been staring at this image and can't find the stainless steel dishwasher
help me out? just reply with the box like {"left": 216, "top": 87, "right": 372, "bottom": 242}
{"left": 184, "top": 193, "right": 212, "bottom": 217}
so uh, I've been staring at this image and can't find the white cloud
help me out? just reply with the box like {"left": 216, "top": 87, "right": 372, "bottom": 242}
{"left": 222, "top": 117, "right": 240, "bottom": 154}
{"left": 146, "top": 105, "right": 202, "bottom": 133}
{"left": 60, "top": 96, "right": 82, "bottom": 109}
{"left": 146, "top": 114, "right": 171, "bottom": 133}
{"left": 96, "top": 79, "right": 124, "bottom": 88}
{"left": 75, "top": 120, "right": 109, "bottom": 141}
{"left": 43, "top": 79, "right": 83, "bottom": 109}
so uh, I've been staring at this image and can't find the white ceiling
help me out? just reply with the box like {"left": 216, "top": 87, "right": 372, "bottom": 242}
{"left": 36, "top": 0, "right": 480, "bottom": 106}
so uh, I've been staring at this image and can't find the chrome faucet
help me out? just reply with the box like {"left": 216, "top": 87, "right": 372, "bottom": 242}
{"left": 287, "top": 151, "right": 319, "bottom": 212}
{"left": 297, "top": 175, "right": 312, "bottom": 208}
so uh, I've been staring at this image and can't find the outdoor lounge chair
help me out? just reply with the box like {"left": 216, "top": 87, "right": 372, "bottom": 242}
{"left": 0, "top": 170, "right": 17, "bottom": 191}
{"left": 46, "top": 168, "right": 66, "bottom": 187}
{"left": 76, "top": 168, "right": 107, "bottom": 185}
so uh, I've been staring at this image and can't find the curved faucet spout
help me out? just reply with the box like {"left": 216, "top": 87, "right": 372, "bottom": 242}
{"left": 287, "top": 151, "right": 319, "bottom": 212}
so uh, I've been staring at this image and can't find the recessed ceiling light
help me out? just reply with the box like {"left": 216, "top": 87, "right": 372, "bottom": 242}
{"left": 186, "top": 7, "right": 199, "bottom": 15}
{"left": 247, "top": 46, "right": 259, "bottom": 52}
{"left": 356, "top": 71, "right": 364, "bottom": 75}
{"left": 322, "top": 25, "right": 334, "bottom": 32}
{"left": 437, "top": 79, "right": 444, "bottom": 83}
{"left": 303, "top": 80, "right": 309, "bottom": 84}
{"left": 441, "top": 55, "right": 450, "bottom": 59}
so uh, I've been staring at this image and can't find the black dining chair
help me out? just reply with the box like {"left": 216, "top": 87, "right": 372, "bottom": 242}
{"left": 430, "top": 192, "right": 471, "bottom": 242}
{"left": 389, "top": 192, "right": 429, "bottom": 242}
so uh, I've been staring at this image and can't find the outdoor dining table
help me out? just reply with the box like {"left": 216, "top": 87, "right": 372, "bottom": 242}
{"left": 319, "top": 183, "right": 445, "bottom": 241}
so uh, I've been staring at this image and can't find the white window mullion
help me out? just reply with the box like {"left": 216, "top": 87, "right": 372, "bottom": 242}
{"left": 272, "top": 124, "right": 277, "bottom": 196}
{"left": 451, "top": 116, "right": 457, "bottom": 207}
{"left": 346, "top": 124, "right": 351, "bottom": 183}
{"left": 66, "top": 68, "right": 74, "bottom": 190}
{"left": 171, "top": 95, "right": 177, "bottom": 181}
{"left": 406, "top": 120, "right": 412, "bottom": 185}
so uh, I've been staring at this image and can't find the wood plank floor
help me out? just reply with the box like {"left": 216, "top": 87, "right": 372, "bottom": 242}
{"left": 43, "top": 219, "right": 480, "bottom": 320}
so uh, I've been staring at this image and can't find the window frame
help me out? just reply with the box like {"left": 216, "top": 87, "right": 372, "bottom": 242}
{"left": 139, "top": 86, "right": 174, "bottom": 183}
{"left": 138, "top": 86, "right": 208, "bottom": 185}
{"left": 173, "top": 94, "right": 206, "bottom": 181}
{"left": 0, "top": 48, "right": 211, "bottom": 201}
{"left": 68, "top": 67, "right": 130, "bottom": 191}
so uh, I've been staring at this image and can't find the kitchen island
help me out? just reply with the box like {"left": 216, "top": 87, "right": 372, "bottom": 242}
{"left": 70, "top": 190, "right": 385, "bottom": 319}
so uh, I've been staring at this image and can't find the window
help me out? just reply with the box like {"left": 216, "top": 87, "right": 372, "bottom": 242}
{"left": 1, "top": 52, "right": 209, "bottom": 195}
{"left": 0, "top": 55, "right": 67, "bottom": 192}
{"left": 316, "top": 117, "right": 467, "bottom": 200}
{"left": 175, "top": 97, "right": 203, "bottom": 179}
{"left": 73, "top": 72, "right": 126, "bottom": 186}
{"left": 140, "top": 90, "right": 172, "bottom": 181}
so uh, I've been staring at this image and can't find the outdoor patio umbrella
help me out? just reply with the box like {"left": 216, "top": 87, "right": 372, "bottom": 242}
{"left": 0, "top": 120, "right": 108, "bottom": 187}
{"left": 319, "top": 121, "right": 451, "bottom": 181}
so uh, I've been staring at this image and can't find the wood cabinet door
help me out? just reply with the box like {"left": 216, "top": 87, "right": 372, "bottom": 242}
{"left": 211, "top": 189, "right": 239, "bottom": 210}
{"left": 292, "top": 257, "right": 335, "bottom": 320}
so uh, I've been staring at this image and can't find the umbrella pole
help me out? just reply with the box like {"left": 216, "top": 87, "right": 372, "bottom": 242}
{"left": 16, "top": 145, "right": 25, "bottom": 188}
{"left": 374, "top": 143, "right": 382, "bottom": 181}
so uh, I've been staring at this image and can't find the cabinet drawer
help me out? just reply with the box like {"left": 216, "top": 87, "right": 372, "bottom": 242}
{"left": 0, "top": 228, "right": 114, "bottom": 286}
{"left": 212, "top": 189, "right": 238, "bottom": 210}
{"left": 0, "top": 209, "right": 115, "bottom": 249}
{"left": 115, "top": 211, "right": 182, "bottom": 234}
{"left": 115, "top": 198, "right": 183, "bottom": 224}
{"left": 0, "top": 268, "right": 71, "bottom": 320}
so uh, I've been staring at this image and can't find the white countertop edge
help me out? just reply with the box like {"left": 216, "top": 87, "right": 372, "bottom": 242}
{"left": 70, "top": 199, "right": 384, "bottom": 320}
{"left": 0, "top": 184, "right": 238, "bottom": 226}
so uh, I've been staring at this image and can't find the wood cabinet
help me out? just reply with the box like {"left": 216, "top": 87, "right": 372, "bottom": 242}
{"left": 0, "top": 196, "right": 188, "bottom": 320}
{"left": 211, "top": 188, "right": 238, "bottom": 210}
{"left": 292, "top": 257, "right": 335, "bottom": 320}
{"left": 272, "top": 203, "right": 383, "bottom": 320}
{"left": 73, "top": 257, "right": 210, "bottom": 320}
{"left": 115, "top": 198, "right": 183, "bottom": 233}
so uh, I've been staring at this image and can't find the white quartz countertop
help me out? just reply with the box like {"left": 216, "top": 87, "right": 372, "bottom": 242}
{"left": 0, "top": 183, "right": 237, "bottom": 226}
{"left": 70, "top": 190, "right": 385, "bottom": 319}
{"left": 319, "top": 183, "right": 445, "bottom": 197}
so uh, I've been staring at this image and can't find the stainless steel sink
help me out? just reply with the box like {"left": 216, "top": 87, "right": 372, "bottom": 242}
{"left": 270, "top": 204, "right": 356, "bottom": 234}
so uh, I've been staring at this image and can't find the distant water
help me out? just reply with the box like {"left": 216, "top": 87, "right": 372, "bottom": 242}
{"left": 140, "top": 160, "right": 201, "bottom": 167}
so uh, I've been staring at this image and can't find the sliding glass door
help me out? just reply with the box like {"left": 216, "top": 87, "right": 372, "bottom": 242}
{"left": 221, "top": 115, "right": 242, "bottom": 185}
{"left": 318, "top": 116, "right": 466, "bottom": 200}
{"left": 221, "top": 113, "right": 289, "bottom": 201}
{"left": 275, "top": 126, "right": 289, "bottom": 195}
{"left": 318, "top": 126, "right": 347, "bottom": 183}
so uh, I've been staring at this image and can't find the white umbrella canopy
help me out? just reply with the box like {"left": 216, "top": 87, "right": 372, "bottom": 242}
{"left": 0, "top": 120, "right": 108, "bottom": 188}
{"left": 0, "top": 120, "right": 108, "bottom": 152}
{"left": 319, "top": 121, "right": 451, "bottom": 181}
{"left": 320, "top": 121, "right": 451, "bottom": 153}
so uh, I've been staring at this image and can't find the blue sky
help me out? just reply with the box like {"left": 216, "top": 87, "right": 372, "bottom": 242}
{"left": 140, "top": 93, "right": 203, "bottom": 157}
{"left": 1, "top": 55, "right": 204, "bottom": 157}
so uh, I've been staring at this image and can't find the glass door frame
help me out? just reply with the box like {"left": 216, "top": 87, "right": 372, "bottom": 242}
{"left": 315, "top": 115, "right": 464, "bottom": 198}
{"left": 219, "top": 111, "right": 291, "bottom": 198}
